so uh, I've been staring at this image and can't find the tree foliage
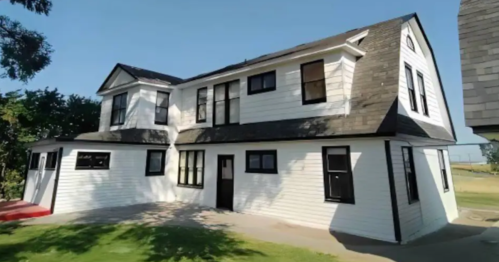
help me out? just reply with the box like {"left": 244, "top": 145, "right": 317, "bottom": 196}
{"left": 0, "top": 0, "right": 53, "bottom": 82}
{"left": 0, "top": 88, "right": 100, "bottom": 198}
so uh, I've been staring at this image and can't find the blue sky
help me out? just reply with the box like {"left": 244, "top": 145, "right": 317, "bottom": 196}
{"left": 0, "top": 0, "right": 488, "bottom": 161}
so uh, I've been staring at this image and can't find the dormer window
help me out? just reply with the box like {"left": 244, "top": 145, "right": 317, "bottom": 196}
{"left": 111, "top": 92, "right": 127, "bottom": 126}
{"left": 407, "top": 36, "right": 415, "bottom": 52}
{"left": 155, "top": 91, "right": 170, "bottom": 125}
{"left": 301, "top": 60, "right": 326, "bottom": 105}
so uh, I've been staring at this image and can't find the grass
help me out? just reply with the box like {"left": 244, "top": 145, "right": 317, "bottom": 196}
{"left": 451, "top": 163, "right": 495, "bottom": 174}
{"left": 455, "top": 192, "right": 499, "bottom": 210}
{"left": 452, "top": 165, "right": 499, "bottom": 211}
{"left": 0, "top": 223, "right": 338, "bottom": 262}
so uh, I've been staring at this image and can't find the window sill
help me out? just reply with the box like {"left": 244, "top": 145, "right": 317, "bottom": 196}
{"left": 154, "top": 121, "right": 168, "bottom": 126}
{"left": 196, "top": 119, "right": 207, "bottom": 124}
{"left": 44, "top": 168, "right": 56, "bottom": 171}
{"left": 248, "top": 87, "right": 276, "bottom": 96}
{"left": 75, "top": 167, "right": 110, "bottom": 170}
{"left": 410, "top": 109, "right": 418, "bottom": 113}
{"left": 408, "top": 199, "right": 420, "bottom": 205}
{"left": 302, "top": 97, "right": 327, "bottom": 105}
{"left": 325, "top": 198, "right": 355, "bottom": 205}
{"left": 245, "top": 170, "right": 278, "bottom": 174}
{"left": 177, "top": 184, "right": 203, "bottom": 189}
{"left": 110, "top": 123, "right": 124, "bottom": 127}
{"left": 443, "top": 189, "right": 450, "bottom": 193}
{"left": 146, "top": 173, "right": 165, "bottom": 177}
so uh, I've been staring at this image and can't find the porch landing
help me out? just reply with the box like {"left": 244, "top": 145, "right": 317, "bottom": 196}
{"left": 0, "top": 201, "right": 50, "bottom": 221}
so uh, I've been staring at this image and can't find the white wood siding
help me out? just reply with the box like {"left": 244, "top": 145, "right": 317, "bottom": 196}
{"left": 179, "top": 51, "right": 355, "bottom": 130}
{"left": 53, "top": 143, "right": 174, "bottom": 214}
{"left": 398, "top": 22, "right": 444, "bottom": 126}
{"left": 176, "top": 139, "right": 396, "bottom": 242}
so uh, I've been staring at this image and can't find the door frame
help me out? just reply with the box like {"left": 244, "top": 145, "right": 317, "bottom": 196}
{"left": 216, "top": 154, "right": 234, "bottom": 211}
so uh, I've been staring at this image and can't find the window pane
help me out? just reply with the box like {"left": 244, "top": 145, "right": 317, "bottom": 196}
{"left": 155, "top": 107, "right": 168, "bottom": 123}
{"left": 405, "top": 67, "right": 414, "bottom": 90}
{"left": 229, "top": 81, "right": 240, "bottom": 98}
{"left": 76, "top": 153, "right": 92, "bottom": 168}
{"left": 263, "top": 73, "right": 275, "bottom": 89}
{"left": 327, "top": 148, "right": 348, "bottom": 172}
{"left": 198, "top": 88, "right": 207, "bottom": 104}
{"left": 215, "top": 84, "right": 225, "bottom": 101}
{"left": 215, "top": 101, "right": 225, "bottom": 125}
{"left": 196, "top": 170, "right": 203, "bottom": 185}
{"left": 302, "top": 61, "right": 325, "bottom": 82}
{"left": 179, "top": 151, "right": 186, "bottom": 167}
{"left": 438, "top": 151, "right": 445, "bottom": 169}
{"left": 148, "top": 152, "right": 163, "bottom": 172}
{"left": 188, "top": 151, "right": 195, "bottom": 168}
{"left": 196, "top": 151, "right": 204, "bottom": 167}
{"left": 187, "top": 151, "right": 195, "bottom": 185}
{"left": 113, "top": 96, "right": 121, "bottom": 109}
{"left": 262, "top": 154, "right": 275, "bottom": 170}
{"left": 249, "top": 154, "right": 260, "bottom": 169}
{"left": 250, "top": 76, "right": 262, "bottom": 91}
{"left": 94, "top": 154, "right": 110, "bottom": 168}
{"left": 222, "top": 159, "right": 233, "bottom": 179}
{"left": 417, "top": 75, "right": 425, "bottom": 95}
{"left": 156, "top": 92, "right": 169, "bottom": 107}
{"left": 197, "top": 104, "right": 206, "bottom": 121}
{"left": 229, "top": 98, "right": 240, "bottom": 123}
{"left": 304, "top": 81, "right": 326, "bottom": 101}
{"left": 119, "top": 109, "right": 126, "bottom": 124}
{"left": 120, "top": 94, "right": 127, "bottom": 108}
{"left": 179, "top": 168, "right": 186, "bottom": 184}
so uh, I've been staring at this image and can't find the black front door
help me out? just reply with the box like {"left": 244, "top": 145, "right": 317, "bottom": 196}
{"left": 217, "top": 155, "right": 234, "bottom": 210}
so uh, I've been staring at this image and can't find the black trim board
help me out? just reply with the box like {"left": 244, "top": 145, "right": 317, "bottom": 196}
{"left": 145, "top": 149, "right": 167, "bottom": 176}
{"left": 50, "top": 147, "right": 64, "bottom": 214}
{"left": 384, "top": 140, "right": 402, "bottom": 243}
{"left": 20, "top": 149, "right": 32, "bottom": 201}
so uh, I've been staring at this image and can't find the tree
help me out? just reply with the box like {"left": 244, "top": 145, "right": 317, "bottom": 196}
{"left": 480, "top": 141, "right": 499, "bottom": 170}
{"left": 0, "top": 0, "right": 53, "bottom": 82}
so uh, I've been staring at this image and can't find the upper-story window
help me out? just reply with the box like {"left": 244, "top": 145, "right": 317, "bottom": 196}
{"left": 111, "top": 92, "right": 127, "bottom": 126}
{"left": 407, "top": 36, "right": 415, "bottom": 52}
{"left": 417, "top": 72, "right": 429, "bottom": 116}
{"left": 214, "top": 80, "right": 240, "bottom": 126}
{"left": 197, "top": 87, "right": 207, "bottom": 123}
{"left": 301, "top": 60, "right": 326, "bottom": 105}
{"left": 248, "top": 71, "right": 276, "bottom": 95}
{"left": 404, "top": 64, "right": 418, "bottom": 112}
{"left": 155, "top": 91, "right": 169, "bottom": 125}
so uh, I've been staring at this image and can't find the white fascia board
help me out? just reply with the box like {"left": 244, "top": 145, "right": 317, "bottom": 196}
{"left": 176, "top": 43, "right": 366, "bottom": 89}
{"left": 346, "top": 30, "right": 369, "bottom": 43}
{"left": 97, "top": 81, "right": 172, "bottom": 96}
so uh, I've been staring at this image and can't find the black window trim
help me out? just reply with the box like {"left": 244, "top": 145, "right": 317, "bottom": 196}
{"left": 247, "top": 71, "right": 277, "bottom": 95}
{"left": 322, "top": 146, "right": 355, "bottom": 204}
{"left": 301, "top": 59, "right": 327, "bottom": 105}
{"left": 407, "top": 35, "right": 416, "bottom": 52}
{"left": 154, "top": 91, "right": 170, "bottom": 125}
{"left": 405, "top": 63, "right": 418, "bottom": 113}
{"left": 145, "top": 149, "right": 167, "bottom": 176}
{"left": 29, "top": 152, "right": 41, "bottom": 170}
{"left": 177, "top": 150, "right": 205, "bottom": 189}
{"left": 45, "top": 151, "right": 58, "bottom": 170}
{"left": 196, "top": 87, "right": 208, "bottom": 123}
{"left": 110, "top": 92, "right": 128, "bottom": 126}
{"left": 75, "top": 152, "right": 111, "bottom": 170}
{"left": 213, "top": 79, "right": 240, "bottom": 127}
{"left": 417, "top": 71, "right": 429, "bottom": 117}
{"left": 402, "top": 147, "right": 419, "bottom": 204}
{"left": 245, "top": 150, "right": 278, "bottom": 174}
{"left": 438, "top": 149, "right": 450, "bottom": 193}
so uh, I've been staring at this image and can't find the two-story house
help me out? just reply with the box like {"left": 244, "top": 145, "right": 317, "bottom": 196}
{"left": 23, "top": 13, "right": 457, "bottom": 244}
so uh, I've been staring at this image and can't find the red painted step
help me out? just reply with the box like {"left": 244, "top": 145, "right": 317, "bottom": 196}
{"left": 0, "top": 201, "right": 51, "bottom": 221}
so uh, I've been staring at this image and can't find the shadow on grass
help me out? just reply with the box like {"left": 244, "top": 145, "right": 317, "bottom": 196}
{"left": 0, "top": 221, "right": 22, "bottom": 235}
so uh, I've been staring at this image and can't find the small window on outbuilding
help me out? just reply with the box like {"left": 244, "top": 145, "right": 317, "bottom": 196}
{"left": 407, "top": 36, "right": 415, "bottom": 52}
{"left": 45, "top": 151, "right": 58, "bottom": 170}
{"left": 29, "top": 153, "right": 41, "bottom": 170}
{"left": 75, "top": 152, "right": 110, "bottom": 170}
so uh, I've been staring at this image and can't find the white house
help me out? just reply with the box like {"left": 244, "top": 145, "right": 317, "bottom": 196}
{"left": 23, "top": 13, "right": 458, "bottom": 244}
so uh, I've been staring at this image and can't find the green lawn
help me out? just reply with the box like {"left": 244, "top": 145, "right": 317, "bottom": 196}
{"left": 455, "top": 192, "right": 499, "bottom": 211}
{"left": 0, "top": 223, "right": 338, "bottom": 262}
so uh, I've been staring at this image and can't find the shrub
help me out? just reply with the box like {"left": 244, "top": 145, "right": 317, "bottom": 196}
{"left": 1, "top": 169, "right": 24, "bottom": 200}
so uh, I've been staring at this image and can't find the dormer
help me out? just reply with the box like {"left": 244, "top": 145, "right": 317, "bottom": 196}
{"left": 96, "top": 64, "right": 183, "bottom": 132}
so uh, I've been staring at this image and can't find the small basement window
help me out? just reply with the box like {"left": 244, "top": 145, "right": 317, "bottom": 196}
{"left": 301, "top": 60, "right": 326, "bottom": 105}
{"left": 75, "top": 152, "right": 110, "bottom": 170}
{"left": 45, "top": 151, "right": 58, "bottom": 170}
{"left": 145, "top": 150, "right": 166, "bottom": 176}
{"left": 322, "top": 146, "right": 355, "bottom": 204}
{"left": 246, "top": 150, "right": 277, "bottom": 174}
{"left": 29, "top": 152, "right": 40, "bottom": 170}
{"left": 248, "top": 71, "right": 276, "bottom": 95}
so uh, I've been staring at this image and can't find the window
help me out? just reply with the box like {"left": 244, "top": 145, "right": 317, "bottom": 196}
{"left": 248, "top": 71, "right": 276, "bottom": 95}
{"left": 155, "top": 91, "right": 169, "bottom": 125}
{"left": 75, "top": 152, "right": 110, "bottom": 170}
{"left": 438, "top": 150, "right": 450, "bottom": 192}
{"left": 45, "top": 151, "right": 58, "bottom": 169}
{"left": 214, "top": 80, "right": 239, "bottom": 126}
{"left": 246, "top": 150, "right": 277, "bottom": 174}
{"left": 417, "top": 72, "right": 429, "bottom": 116}
{"left": 322, "top": 146, "right": 354, "bottom": 204}
{"left": 178, "top": 150, "right": 204, "bottom": 188}
{"left": 29, "top": 153, "right": 40, "bottom": 170}
{"left": 402, "top": 147, "right": 419, "bottom": 203}
{"left": 407, "top": 36, "right": 415, "bottom": 52}
{"left": 145, "top": 150, "right": 166, "bottom": 176}
{"left": 197, "top": 87, "right": 207, "bottom": 123}
{"left": 301, "top": 60, "right": 326, "bottom": 105}
{"left": 111, "top": 92, "right": 127, "bottom": 126}
{"left": 405, "top": 64, "right": 418, "bottom": 112}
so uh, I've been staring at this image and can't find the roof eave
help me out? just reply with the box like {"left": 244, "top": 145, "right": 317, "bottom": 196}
{"left": 96, "top": 80, "right": 172, "bottom": 96}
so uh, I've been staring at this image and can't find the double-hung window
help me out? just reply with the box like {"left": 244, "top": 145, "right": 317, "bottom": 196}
{"left": 75, "top": 152, "right": 111, "bottom": 170}
{"left": 214, "top": 80, "right": 240, "bottom": 126}
{"left": 438, "top": 150, "right": 450, "bottom": 192}
{"left": 155, "top": 91, "right": 169, "bottom": 125}
{"left": 197, "top": 87, "right": 207, "bottom": 123}
{"left": 111, "top": 92, "right": 127, "bottom": 126}
{"left": 301, "top": 60, "right": 326, "bottom": 105}
{"left": 248, "top": 71, "right": 276, "bottom": 95}
{"left": 417, "top": 72, "right": 429, "bottom": 116}
{"left": 178, "top": 150, "right": 204, "bottom": 188}
{"left": 29, "top": 153, "right": 40, "bottom": 170}
{"left": 405, "top": 64, "right": 418, "bottom": 112}
{"left": 45, "top": 151, "right": 58, "bottom": 170}
{"left": 322, "top": 146, "right": 355, "bottom": 204}
{"left": 145, "top": 150, "right": 166, "bottom": 176}
{"left": 402, "top": 147, "right": 419, "bottom": 203}
{"left": 246, "top": 150, "right": 277, "bottom": 174}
